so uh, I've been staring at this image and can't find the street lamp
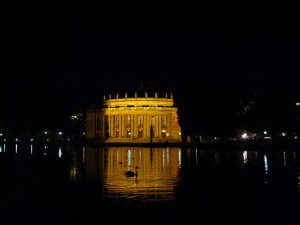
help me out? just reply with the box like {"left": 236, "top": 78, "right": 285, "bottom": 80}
{"left": 58, "top": 131, "right": 63, "bottom": 142}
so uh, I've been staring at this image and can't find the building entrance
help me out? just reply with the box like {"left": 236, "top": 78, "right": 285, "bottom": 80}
{"left": 138, "top": 130, "right": 143, "bottom": 138}
{"left": 162, "top": 130, "right": 166, "bottom": 138}
{"left": 127, "top": 130, "right": 131, "bottom": 138}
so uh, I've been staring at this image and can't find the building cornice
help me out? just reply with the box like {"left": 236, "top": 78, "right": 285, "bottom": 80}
{"left": 102, "top": 92, "right": 174, "bottom": 108}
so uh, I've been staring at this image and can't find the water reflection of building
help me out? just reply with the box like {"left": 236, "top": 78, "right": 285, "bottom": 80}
{"left": 84, "top": 147, "right": 181, "bottom": 201}
{"left": 86, "top": 92, "right": 182, "bottom": 143}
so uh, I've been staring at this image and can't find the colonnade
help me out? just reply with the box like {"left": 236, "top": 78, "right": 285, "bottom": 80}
{"left": 98, "top": 113, "right": 171, "bottom": 139}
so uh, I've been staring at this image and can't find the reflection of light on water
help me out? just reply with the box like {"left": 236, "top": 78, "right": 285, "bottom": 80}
{"left": 102, "top": 147, "right": 181, "bottom": 202}
{"left": 82, "top": 147, "right": 85, "bottom": 163}
{"left": 139, "top": 148, "right": 142, "bottom": 164}
{"left": 162, "top": 149, "right": 165, "bottom": 168}
{"left": 0, "top": 146, "right": 2, "bottom": 153}
{"left": 70, "top": 166, "right": 77, "bottom": 182}
{"left": 178, "top": 149, "right": 181, "bottom": 169}
{"left": 162, "top": 148, "right": 171, "bottom": 169}
{"left": 243, "top": 151, "right": 247, "bottom": 164}
{"left": 70, "top": 154, "right": 78, "bottom": 182}
{"left": 298, "top": 171, "right": 300, "bottom": 191}
{"left": 30, "top": 145, "right": 33, "bottom": 154}
{"left": 127, "top": 148, "right": 132, "bottom": 168}
{"left": 116, "top": 148, "right": 119, "bottom": 164}
{"left": 58, "top": 147, "right": 62, "bottom": 158}
{"left": 195, "top": 149, "right": 198, "bottom": 165}
{"left": 166, "top": 148, "right": 169, "bottom": 165}
{"left": 44, "top": 146, "right": 48, "bottom": 155}
{"left": 264, "top": 153, "right": 268, "bottom": 175}
{"left": 283, "top": 151, "right": 287, "bottom": 167}
{"left": 15, "top": 144, "right": 18, "bottom": 153}
{"left": 214, "top": 152, "right": 220, "bottom": 163}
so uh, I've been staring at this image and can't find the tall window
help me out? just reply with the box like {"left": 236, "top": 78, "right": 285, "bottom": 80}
{"left": 126, "top": 115, "right": 131, "bottom": 128}
{"left": 115, "top": 116, "right": 120, "bottom": 128}
{"left": 174, "top": 117, "right": 178, "bottom": 128}
{"left": 161, "top": 115, "right": 166, "bottom": 128}
{"left": 138, "top": 115, "right": 143, "bottom": 128}
{"left": 150, "top": 116, "right": 155, "bottom": 129}
{"left": 151, "top": 116, "right": 155, "bottom": 138}
{"left": 104, "top": 115, "right": 109, "bottom": 138}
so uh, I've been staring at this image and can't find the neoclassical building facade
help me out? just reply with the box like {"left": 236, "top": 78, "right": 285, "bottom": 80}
{"left": 86, "top": 92, "right": 182, "bottom": 143}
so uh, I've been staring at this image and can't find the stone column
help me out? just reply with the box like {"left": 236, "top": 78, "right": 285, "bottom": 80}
{"left": 158, "top": 114, "right": 162, "bottom": 138}
{"left": 144, "top": 114, "right": 147, "bottom": 137}
{"left": 166, "top": 114, "right": 170, "bottom": 137}
{"left": 130, "top": 114, "right": 133, "bottom": 137}
{"left": 119, "top": 114, "right": 124, "bottom": 138}
{"left": 108, "top": 115, "right": 111, "bottom": 137}
{"left": 123, "top": 115, "right": 127, "bottom": 138}
{"left": 133, "top": 114, "right": 137, "bottom": 138}
{"left": 101, "top": 115, "right": 105, "bottom": 138}
{"left": 110, "top": 115, "right": 114, "bottom": 138}
{"left": 110, "top": 115, "right": 113, "bottom": 137}
{"left": 145, "top": 114, "right": 149, "bottom": 138}
{"left": 151, "top": 116, "right": 158, "bottom": 138}
{"left": 148, "top": 114, "right": 151, "bottom": 138}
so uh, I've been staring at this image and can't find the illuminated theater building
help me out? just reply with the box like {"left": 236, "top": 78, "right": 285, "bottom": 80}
{"left": 86, "top": 92, "right": 182, "bottom": 143}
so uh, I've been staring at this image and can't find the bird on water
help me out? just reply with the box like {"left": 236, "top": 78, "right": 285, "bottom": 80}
{"left": 125, "top": 166, "right": 138, "bottom": 177}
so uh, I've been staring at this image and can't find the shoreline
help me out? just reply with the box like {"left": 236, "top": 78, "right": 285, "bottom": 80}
{"left": 2, "top": 139, "right": 300, "bottom": 151}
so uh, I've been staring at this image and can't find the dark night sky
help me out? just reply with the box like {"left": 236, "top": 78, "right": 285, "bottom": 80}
{"left": 1, "top": 1, "right": 300, "bottom": 136}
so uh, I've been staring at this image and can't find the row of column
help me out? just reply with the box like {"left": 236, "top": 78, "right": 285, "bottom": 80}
{"left": 101, "top": 114, "right": 170, "bottom": 139}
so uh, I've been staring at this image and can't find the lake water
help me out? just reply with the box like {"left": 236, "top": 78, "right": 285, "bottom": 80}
{"left": 1, "top": 143, "right": 300, "bottom": 225}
